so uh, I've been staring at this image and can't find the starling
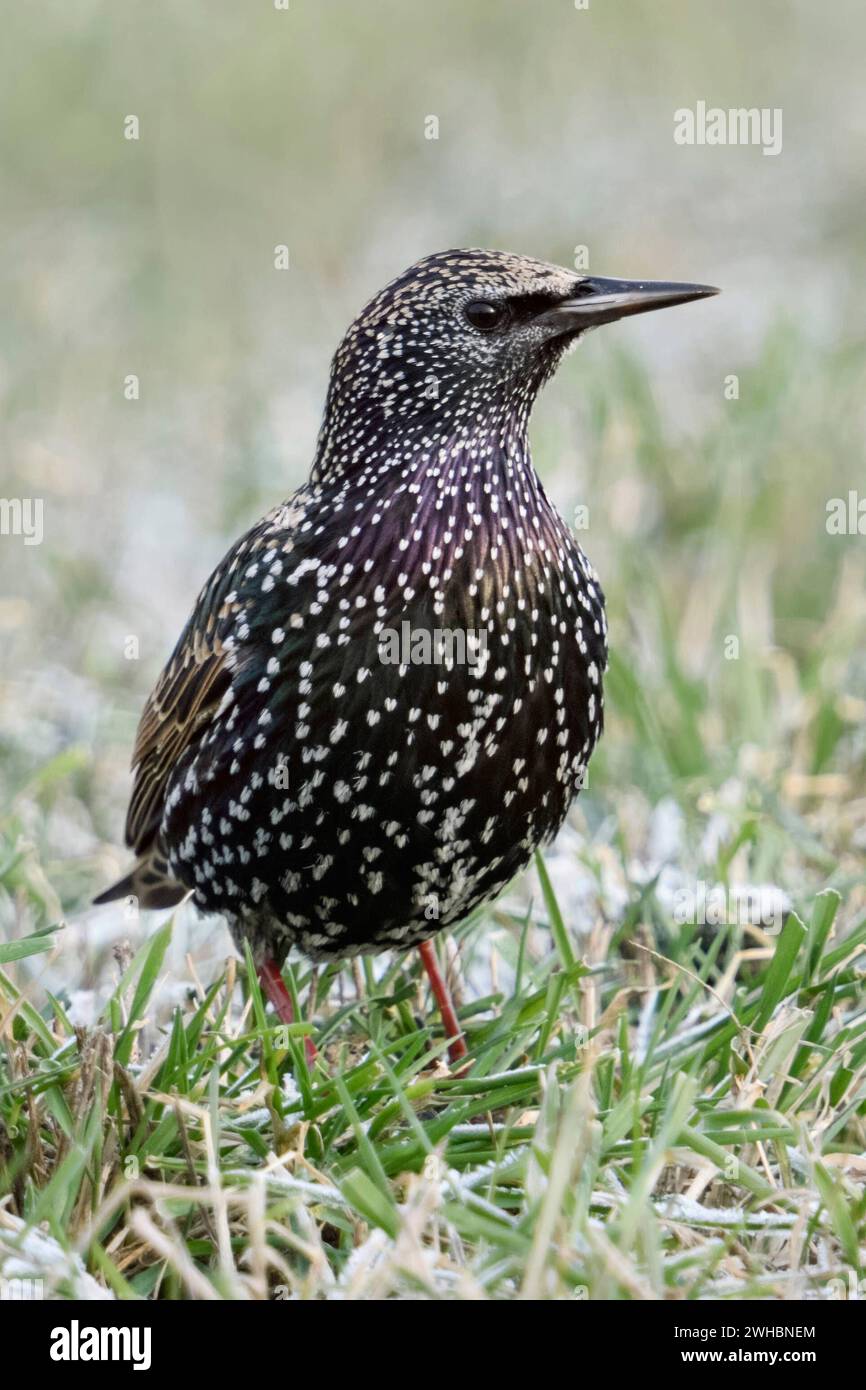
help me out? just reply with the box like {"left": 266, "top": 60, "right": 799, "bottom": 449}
{"left": 96, "top": 249, "right": 717, "bottom": 1063}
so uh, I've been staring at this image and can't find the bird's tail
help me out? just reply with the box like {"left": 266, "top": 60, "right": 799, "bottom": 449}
{"left": 93, "top": 848, "right": 187, "bottom": 911}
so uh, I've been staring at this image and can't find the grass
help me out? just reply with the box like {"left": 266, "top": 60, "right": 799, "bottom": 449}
{"left": 1, "top": 880, "right": 865, "bottom": 1299}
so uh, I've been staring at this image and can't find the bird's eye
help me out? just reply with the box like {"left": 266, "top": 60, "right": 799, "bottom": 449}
{"left": 464, "top": 300, "right": 506, "bottom": 332}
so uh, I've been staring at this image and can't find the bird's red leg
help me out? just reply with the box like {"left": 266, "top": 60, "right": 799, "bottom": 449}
{"left": 418, "top": 939, "right": 468, "bottom": 1065}
{"left": 258, "top": 958, "right": 317, "bottom": 1065}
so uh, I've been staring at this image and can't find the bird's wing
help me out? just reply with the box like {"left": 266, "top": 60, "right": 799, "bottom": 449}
{"left": 124, "top": 497, "right": 307, "bottom": 853}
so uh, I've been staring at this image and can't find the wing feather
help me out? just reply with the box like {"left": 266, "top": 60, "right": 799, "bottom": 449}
{"left": 123, "top": 504, "right": 297, "bottom": 853}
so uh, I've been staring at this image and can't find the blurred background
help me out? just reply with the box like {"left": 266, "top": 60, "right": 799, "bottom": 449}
{"left": 1, "top": 0, "right": 864, "bottom": 1009}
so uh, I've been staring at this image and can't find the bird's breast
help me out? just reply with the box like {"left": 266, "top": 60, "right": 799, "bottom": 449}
{"left": 161, "top": 474, "right": 607, "bottom": 954}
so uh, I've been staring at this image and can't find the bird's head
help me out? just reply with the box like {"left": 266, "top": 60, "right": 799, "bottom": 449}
{"left": 316, "top": 249, "right": 717, "bottom": 474}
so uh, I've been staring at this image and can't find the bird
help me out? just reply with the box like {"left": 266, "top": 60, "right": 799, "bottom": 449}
{"left": 95, "top": 249, "right": 717, "bottom": 1065}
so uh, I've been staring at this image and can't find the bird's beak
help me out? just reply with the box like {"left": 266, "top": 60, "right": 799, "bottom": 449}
{"left": 542, "top": 276, "right": 720, "bottom": 331}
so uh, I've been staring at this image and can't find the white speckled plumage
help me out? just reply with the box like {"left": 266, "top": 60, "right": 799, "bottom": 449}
{"left": 100, "top": 250, "right": 615, "bottom": 964}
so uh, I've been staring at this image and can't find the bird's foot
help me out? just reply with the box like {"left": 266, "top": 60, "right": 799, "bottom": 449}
{"left": 258, "top": 958, "right": 317, "bottom": 1066}
{"left": 418, "top": 939, "right": 469, "bottom": 1070}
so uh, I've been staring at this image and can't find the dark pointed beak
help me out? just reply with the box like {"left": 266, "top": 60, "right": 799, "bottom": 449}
{"left": 541, "top": 276, "right": 720, "bottom": 331}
